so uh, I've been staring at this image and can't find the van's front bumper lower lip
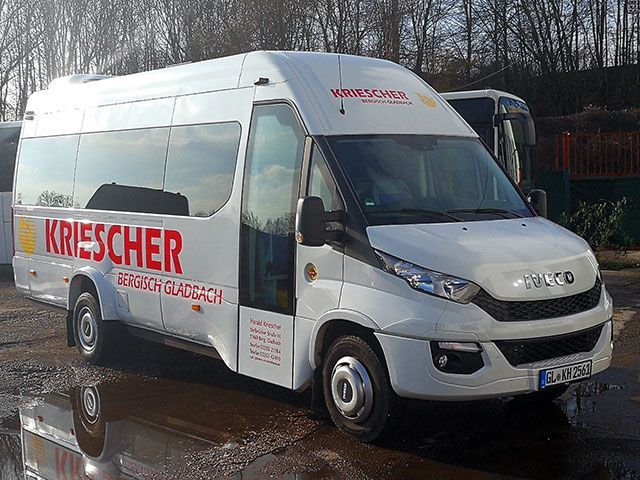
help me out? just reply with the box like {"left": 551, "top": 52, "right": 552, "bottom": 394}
{"left": 375, "top": 319, "right": 613, "bottom": 401}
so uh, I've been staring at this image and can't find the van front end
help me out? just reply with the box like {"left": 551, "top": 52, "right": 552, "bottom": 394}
{"left": 372, "top": 275, "right": 612, "bottom": 402}
{"left": 358, "top": 218, "right": 613, "bottom": 402}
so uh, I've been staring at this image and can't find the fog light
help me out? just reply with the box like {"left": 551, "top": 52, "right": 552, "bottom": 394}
{"left": 436, "top": 354, "right": 448, "bottom": 368}
{"left": 430, "top": 341, "right": 484, "bottom": 374}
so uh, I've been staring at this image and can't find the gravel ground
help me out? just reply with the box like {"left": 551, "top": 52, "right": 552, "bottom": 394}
{"left": 0, "top": 270, "right": 639, "bottom": 479}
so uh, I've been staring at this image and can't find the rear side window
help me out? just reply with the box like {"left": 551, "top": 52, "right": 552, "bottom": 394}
{"left": 74, "top": 128, "right": 169, "bottom": 213}
{"left": 14, "top": 135, "right": 79, "bottom": 207}
{"left": 164, "top": 122, "right": 241, "bottom": 217}
{"left": 0, "top": 127, "right": 20, "bottom": 192}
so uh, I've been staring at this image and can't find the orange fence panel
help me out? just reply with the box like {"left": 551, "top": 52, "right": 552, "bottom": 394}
{"left": 554, "top": 131, "right": 640, "bottom": 178}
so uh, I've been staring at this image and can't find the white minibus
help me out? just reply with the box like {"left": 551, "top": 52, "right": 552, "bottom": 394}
{"left": 13, "top": 52, "right": 612, "bottom": 441}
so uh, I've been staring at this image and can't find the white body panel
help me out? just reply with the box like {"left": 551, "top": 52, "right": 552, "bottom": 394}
{"left": 441, "top": 89, "right": 526, "bottom": 104}
{"left": 238, "top": 306, "right": 294, "bottom": 388}
{"left": 12, "top": 51, "right": 612, "bottom": 403}
{"left": 367, "top": 217, "right": 597, "bottom": 300}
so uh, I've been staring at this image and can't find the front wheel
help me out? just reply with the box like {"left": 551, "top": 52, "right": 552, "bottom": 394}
{"left": 322, "top": 335, "right": 397, "bottom": 442}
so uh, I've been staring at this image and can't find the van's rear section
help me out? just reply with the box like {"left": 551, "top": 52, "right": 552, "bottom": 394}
{"left": 12, "top": 51, "right": 612, "bottom": 442}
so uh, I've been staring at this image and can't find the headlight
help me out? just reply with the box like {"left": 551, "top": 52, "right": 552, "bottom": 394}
{"left": 375, "top": 251, "right": 480, "bottom": 304}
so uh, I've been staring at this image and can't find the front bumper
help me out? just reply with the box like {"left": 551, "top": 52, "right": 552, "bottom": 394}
{"left": 376, "top": 319, "right": 613, "bottom": 401}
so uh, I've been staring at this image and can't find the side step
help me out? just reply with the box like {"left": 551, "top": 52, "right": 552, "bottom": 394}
{"left": 126, "top": 325, "right": 222, "bottom": 360}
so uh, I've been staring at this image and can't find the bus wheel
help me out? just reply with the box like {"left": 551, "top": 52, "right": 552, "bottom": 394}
{"left": 322, "top": 335, "right": 396, "bottom": 442}
{"left": 72, "top": 385, "right": 106, "bottom": 458}
{"left": 73, "top": 292, "right": 116, "bottom": 365}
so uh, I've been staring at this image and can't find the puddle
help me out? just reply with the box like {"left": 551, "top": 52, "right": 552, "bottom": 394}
{"left": 0, "top": 415, "right": 22, "bottom": 479}
{"left": 0, "top": 377, "right": 320, "bottom": 479}
{"left": 0, "top": 374, "right": 637, "bottom": 479}
{"left": 559, "top": 380, "right": 625, "bottom": 425}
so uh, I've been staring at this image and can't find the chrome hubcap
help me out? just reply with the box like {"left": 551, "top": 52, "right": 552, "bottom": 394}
{"left": 331, "top": 356, "right": 373, "bottom": 422}
{"left": 78, "top": 307, "right": 97, "bottom": 352}
{"left": 82, "top": 386, "right": 100, "bottom": 424}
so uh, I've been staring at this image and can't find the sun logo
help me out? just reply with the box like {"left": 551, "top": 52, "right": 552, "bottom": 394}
{"left": 416, "top": 93, "right": 437, "bottom": 108}
{"left": 18, "top": 217, "right": 36, "bottom": 255}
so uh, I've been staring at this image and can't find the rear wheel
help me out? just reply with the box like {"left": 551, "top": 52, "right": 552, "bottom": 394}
{"left": 72, "top": 385, "right": 106, "bottom": 458}
{"left": 73, "top": 292, "right": 119, "bottom": 365}
{"left": 322, "top": 335, "right": 397, "bottom": 442}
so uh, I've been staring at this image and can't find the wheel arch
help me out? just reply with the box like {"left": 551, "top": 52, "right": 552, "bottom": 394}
{"left": 68, "top": 267, "right": 118, "bottom": 321}
{"left": 309, "top": 310, "right": 382, "bottom": 371}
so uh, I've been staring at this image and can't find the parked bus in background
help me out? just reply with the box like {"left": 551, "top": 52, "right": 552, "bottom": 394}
{"left": 0, "top": 121, "right": 21, "bottom": 267}
{"left": 441, "top": 90, "right": 535, "bottom": 189}
{"left": 12, "top": 52, "right": 611, "bottom": 441}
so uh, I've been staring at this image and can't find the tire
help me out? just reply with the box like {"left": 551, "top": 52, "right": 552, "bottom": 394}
{"left": 322, "top": 335, "right": 397, "bottom": 442}
{"left": 72, "top": 385, "right": 106, "bottom": 458}
{"left": 73, "top": 292, "right": 119, "bottom": 365}
{"left": 517, "top": 384, "right": 570, "bottom": 403}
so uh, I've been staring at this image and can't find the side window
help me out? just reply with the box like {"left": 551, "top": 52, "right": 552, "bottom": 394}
{"left": 164, "top": 122, "right": 241, "bottom": 217}
{"left": 240, "top": 104, "right": 305, "bottom": 315}
{"left": 74, "top": 128, "right": 169, "bottom": 213}
{"left": 14, "top": 135, "right": 79, "bottom": 207}
{"left": 0, "top": 127, "right": 20, "bottom": 193}
{"left": 308, "top": 144, "right": 343, "bottom": 211}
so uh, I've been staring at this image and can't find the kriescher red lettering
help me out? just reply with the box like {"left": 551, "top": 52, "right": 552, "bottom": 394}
{"left": 45, "top": 219, "right": 183, "bottom": 274}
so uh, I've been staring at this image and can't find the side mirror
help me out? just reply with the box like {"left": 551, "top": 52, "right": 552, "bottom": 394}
{"left": 296, "top": 196, "right": 344, "bottom": 247}
{"left": 527, "top": 189, "right": 548, "bottom": 218}
{"left": 494, "top": 112, "right": 536, "bottom": 146}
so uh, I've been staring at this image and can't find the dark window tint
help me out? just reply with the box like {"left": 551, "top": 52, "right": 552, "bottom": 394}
{"left": 164, "top": 122, "right": 241, "bottom": 217}
{"left": 447, "top": 97, "right": 495, "bottom": 150}
{"left": 446, "top": 97, "right": 495, "bottom": 125}
{"left": 0, "top": 126, "right": 20, "bottom": 192}
{"left": 240, "top": 104, "right": 305, "bottom": 315}
{"left": 74, "top": 128, "right": 169, "bottom": 212}
{"left": 15, "top": 135, "right": 79, "bottom": 207}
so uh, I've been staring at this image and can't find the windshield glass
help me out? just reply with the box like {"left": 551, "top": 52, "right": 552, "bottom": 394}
{"left": 327, "top": 135, "right": 532, "bottom": 225}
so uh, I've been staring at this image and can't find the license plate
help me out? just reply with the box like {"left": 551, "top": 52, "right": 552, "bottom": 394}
{"left": 539, "top": 360, "right": 592, "bottom": 389}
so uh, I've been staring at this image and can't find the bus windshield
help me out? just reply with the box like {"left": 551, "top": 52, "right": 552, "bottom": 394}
{"left": 327, "top": 135, "right": 532, "bottom": 225}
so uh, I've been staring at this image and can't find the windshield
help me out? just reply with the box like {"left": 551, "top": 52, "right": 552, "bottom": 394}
{"left": 327, "top": 135, "right": 532, "bottom": 225}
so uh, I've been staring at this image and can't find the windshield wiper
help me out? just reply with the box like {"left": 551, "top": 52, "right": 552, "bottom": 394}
{"left": 446, "top": 207, "right": 523, "bottom": 218}
{"left": 370, "top": 208, "right": 462, "bottom": 222}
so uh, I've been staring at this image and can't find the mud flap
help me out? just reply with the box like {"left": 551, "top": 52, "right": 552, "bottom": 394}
{"left": 311, "top": 366, "right": 325, "bottom": 413}
{"left": 66, "top": 310, "right": 76, "bottom": 347}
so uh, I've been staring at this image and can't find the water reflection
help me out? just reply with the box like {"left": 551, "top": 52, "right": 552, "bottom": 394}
{"left": 16, "top": 379, "right": 316, "bottom": 480}
{"left": 560, "top": 380, "right": 625, "bottom": 425}
{"left": 2, "top": 376, "right": 636, "bottom": 480}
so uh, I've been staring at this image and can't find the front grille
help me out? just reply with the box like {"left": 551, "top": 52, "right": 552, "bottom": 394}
{"left": 471, "top": 278, "right": 602, "bottom": 322}
{"left": 494, "top": 324, "right": 604, "bottom": 366}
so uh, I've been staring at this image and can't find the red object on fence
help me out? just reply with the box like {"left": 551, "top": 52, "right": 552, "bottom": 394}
{"left": 554, "top": 131, "right": 640, "bottom": 178}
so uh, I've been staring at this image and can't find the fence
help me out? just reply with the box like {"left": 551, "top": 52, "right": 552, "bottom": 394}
{"left": 554, "top": 131, "right": 640, "bottom": 178}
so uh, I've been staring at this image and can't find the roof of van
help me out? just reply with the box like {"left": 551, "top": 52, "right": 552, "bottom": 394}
{"left": 440, "top": 89, "right": 527, "bottom": 104}
{"left": 24, "top": 51, "right": 476, "bottom": 138}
